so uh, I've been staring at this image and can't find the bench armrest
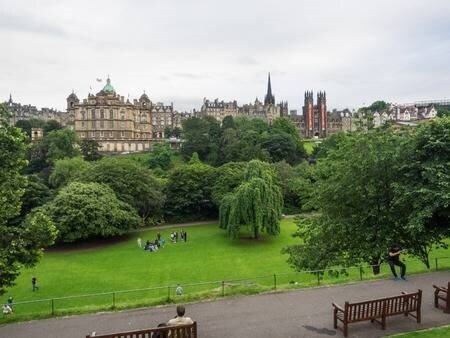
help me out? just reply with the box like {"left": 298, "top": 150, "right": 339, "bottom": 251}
{"left": 332, "top": 302, "right": 344, "bottom": 312}
{"left": 433, "top": 285, "right": 448, "bottom": 292}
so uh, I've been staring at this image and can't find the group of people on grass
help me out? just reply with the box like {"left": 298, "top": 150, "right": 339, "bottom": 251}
{"left": 137, "top": 229, "right": 188, "bottom": 253}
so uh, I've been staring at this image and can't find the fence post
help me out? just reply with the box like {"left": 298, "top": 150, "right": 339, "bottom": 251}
{"left": 112, "top": 292, "right": 116, "bottom": 308}
{"left": 359, "top": 266, "right": 363, "bottom": 281}
{"left": 221, "top": 281, "right": 225, "bottom": 297}
{"left": 167, "top": 286, "right": 171, "bottom": 301}
{"left": 51, "top": 298, "right": 54, "bottom": 316}
{"left": 273, "top": 274, "right": 277, "bottom": 290}
{"left": 435, "top": 258, "right": 438, "bottom": 271}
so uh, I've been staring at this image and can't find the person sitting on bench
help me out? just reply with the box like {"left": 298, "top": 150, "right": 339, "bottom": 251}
{"left": 167, "top": 305, "right": 193, "bottom": 326}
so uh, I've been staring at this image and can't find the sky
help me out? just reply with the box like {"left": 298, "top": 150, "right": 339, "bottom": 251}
{"left": 1, "top": 0, "right": 450, "bottom": 113}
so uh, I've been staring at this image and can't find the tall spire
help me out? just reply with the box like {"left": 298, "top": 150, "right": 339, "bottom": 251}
{"left": 264, "top": 72, "right": 275, "bottom": 105}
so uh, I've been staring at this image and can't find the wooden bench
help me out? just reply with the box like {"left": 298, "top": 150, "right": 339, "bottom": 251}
{"left": 332, "top": 290, "right": 422, "bottom": 337}
{"left": 86, "top": 321, "right": 197, "bottom": 338}
{"left": 433, "top": 282, "right": 450, "bottom": 313}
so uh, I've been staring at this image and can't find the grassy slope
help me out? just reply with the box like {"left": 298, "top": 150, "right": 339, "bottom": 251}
{"left": 389, "top": 325, "right": 450, "bottom": 337}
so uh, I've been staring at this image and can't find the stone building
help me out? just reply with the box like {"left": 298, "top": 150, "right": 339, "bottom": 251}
{"left": 197, "top": 73, "right": 288, "bottom": 124}
{"left": 70, "top": 77, "right": 182, "bottom": 153}
{"left": 4, "top": 94, "right": 73, "bottom": 127}
{"left": 290, "top": 91, "right": 352, "bottom": 139}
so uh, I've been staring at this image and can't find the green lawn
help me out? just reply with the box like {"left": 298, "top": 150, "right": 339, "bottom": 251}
{"left": 1, "top": 219, "right": 450, "bottom": 322}
{"left": 389, "top": 325, "right": 450, "bottom": 337}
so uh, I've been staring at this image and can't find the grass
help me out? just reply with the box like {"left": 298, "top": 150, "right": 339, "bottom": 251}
{"left": 1, "top": 219, "right": 450, "bottom": 323}
{"left": 389, "top": 325, "right": 450, "bottom": 337}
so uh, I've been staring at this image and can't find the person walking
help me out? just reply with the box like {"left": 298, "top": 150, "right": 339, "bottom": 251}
{"left": 137, "top": 237, "right": 142, "bottom": 248}
{"left": 387, "top": 245, "right": 406, "bottom": 280}
{"left": 31, "top": 277, "right": 38, "bottom": 291}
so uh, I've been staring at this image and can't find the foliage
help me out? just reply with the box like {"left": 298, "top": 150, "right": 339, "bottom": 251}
{"left": 78, "top": 157, "right": 164, "bottom": 224}
{"left": 164, "top": 126, "right": 182, "bottom": 138}
{"left": 0, "top": 104, "right": 57, "bottom": 295}
{"left": 49, "top": 157, "right": 91, "bottom": 188}
{"left": 26, "top": 128, "right": 80, "bottom": 174}
{"left": 219, "top": 160, "right": 283, "bottom": 239}
{"left": 40, "top": 182, "right": 140, "bottom": 243}
{"left": 284, "top": 128, "right": 412, "bottom": 274}
{"left": 148, "top": 143, "right": 173, "bottom": 170}
{"left": 436, "top": 106, "right": 450, "bottom": 118}
{"left": 211, "top": 162, "right": 246, "bottom": 206}
{"left": 358, "top": 100, "right": 389, "bottom": 114}
{"left": 392, "top": 117, "right": 450, "bottom": 267}
{"left": 80, "top": 139, "right": 103, "bottom": 161}
{"left": 164, "top": 161, "right": 217, "bottom": 222}
{"left": 17, "top": 175, "right": 53, "bottom": 221}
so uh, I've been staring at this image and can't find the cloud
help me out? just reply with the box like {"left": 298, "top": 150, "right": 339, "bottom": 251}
{"left": 1, "top": 0, "right": 450, "bottom": 112}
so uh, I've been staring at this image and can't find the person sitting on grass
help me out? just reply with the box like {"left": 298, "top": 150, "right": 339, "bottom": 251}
{"left": 167, "top": 305, "right": 193, "bottom": 326}
{"left": 161, "top": 238, "right": 166, "bottom": 248}
{"left": 2, "top": 304, "right": 12, "bottom": 315}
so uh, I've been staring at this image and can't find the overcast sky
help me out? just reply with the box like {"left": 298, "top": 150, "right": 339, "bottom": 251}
{"left": 1, "top": 0, "right": 450, "bottom": 112}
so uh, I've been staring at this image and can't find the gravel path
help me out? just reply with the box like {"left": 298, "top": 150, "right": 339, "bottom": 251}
{"left": 1, "top": 271, "right": 450, "bottom": 338}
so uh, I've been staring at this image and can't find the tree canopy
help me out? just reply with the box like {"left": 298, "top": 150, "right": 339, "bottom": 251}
{"left": 219, "top": 160, "right": 283, "bottom": 239}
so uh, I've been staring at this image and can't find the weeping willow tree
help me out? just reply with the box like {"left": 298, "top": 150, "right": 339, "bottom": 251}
{"left": 219, "top": 160, "right": 283, "bottom": 239}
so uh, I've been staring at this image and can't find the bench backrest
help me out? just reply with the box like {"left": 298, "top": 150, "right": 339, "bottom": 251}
{"left": 384, "top": 291, "right": 421, "bottom": 316}
{"left": 346, "top": 299, "right": 384, "bottom": 322}
{"left": 345, "top": 290, "right": 421, "bottom": 322}
{"left": 86, "top": 321, "right": 197, "bottom": 338}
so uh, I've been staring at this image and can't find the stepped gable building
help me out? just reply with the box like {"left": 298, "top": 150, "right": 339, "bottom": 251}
{"left": 5, "top": 94, "right": 73, "bottom": 127}
{"left": 198, "top": 73, "right": 288, "bottom": 124}
{"left": 70, "top": 77, "right": 182, "bottom": 153}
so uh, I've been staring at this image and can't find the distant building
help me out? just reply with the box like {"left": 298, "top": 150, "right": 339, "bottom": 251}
{"left": 197, "top": 73, "right": 288, "bottom": 124}
{"left": 70, "top": 77, "right": 187, "bottom": 153}
{"left": 4, "top": 94, "right": 72, "bottom": 127}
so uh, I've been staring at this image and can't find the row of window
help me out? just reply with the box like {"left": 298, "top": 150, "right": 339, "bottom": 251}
{"left": 80, "top": 131, "right": 152, "bottom": 138}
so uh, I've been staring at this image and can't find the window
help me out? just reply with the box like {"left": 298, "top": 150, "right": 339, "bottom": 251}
{"left": 81, "top": 121, "right": 85, "bottom": 128}
{"left": 120, "top": 111, "right": 125, "bottom": 120}
{"left": 91, "top": 121, "right": 96, "bottom": 128}
{"left": 100, "top": 109, "right": 104, "bottom": 119}
{"left": 91, "top": 109, "right": 96, "bottom": 119}
{"left": 109, "top": 121, "right": 114, "bottom": 128}
{"left": 81, "top": 132, "right": 85, "bottom": 138}
{"left": 121, "top": 122, "right": 125, "bottom": 128}
{"left": 100, "top": 121, "right": 104, "bottom": 128}
{"left": 91, "top": 132, "right": 95, "bottom": 138}
{"left": 109, "top": 110, "right": 113, "bottom": 119}
{"left": 121, "top": 131, "right": 124, "bottom": 137}
{"left": 109, "top": 132, "right": 113, "bottom": 137}
{"left": 100, "top": 131, "right": 104, "bottom": 137}
{"left": 81, "top": 111, "right": 86, "bottom": 120}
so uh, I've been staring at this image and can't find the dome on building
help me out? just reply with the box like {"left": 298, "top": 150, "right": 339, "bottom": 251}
{"left": 102, "top": 77, "right": 115, "bottom": 93}
{"left": 140, "top": 92, "right": 149, "bottom": 101}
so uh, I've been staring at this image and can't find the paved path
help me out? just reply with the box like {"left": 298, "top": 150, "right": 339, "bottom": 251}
{"left": 1, "top": 271, "right": 450, "bottom": 338}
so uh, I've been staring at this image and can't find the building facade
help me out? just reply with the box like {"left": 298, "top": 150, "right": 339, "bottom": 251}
{"left": 197, "top": 73, "right": 288, "bottom": 124}
{"left": 4, "top": 94, "right": 73, "bottom": 127}
{"left": 70, "top": 77, "right": 184, "bottom": 153}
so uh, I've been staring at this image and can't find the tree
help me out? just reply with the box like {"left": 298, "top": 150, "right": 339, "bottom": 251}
{"left": 40, "top": 182, "right": 140, "bottom": 243}
{"left": 45, "top": 129, "right": 80, "bottom": 163}
{"left": 392, "top": 117, "right": 450, "bottom": 267}
{"left": 148, "top": 143, "right": 173, "bottom": 170}
{"left": 49, "top": 157, "right": 91, "bottom": 188}
{"left": 79, "top": 157, "right": 164, "bottom": 224}
{"left": 0, "top": 104, "right": 57, "bottom": 294}
{"left": 436, "top": 106, "right": 450, "bottom": 117}
{"left": 43, "top": 120, "right": 62, "bottom": 134}
{"left": 284, "top": 128, "right": 411, "bottom": 274}
{"left": 15, "top": 118, "right": 45, "bottom": 137}
{"left": 211, "top": 162, "right": 246, "bottom": 207}
{"left": 219, "top": 160, "right": 283, "bottom": 239}
{"left": 80, "top": 139, "right": 102, "bottom": 161}
{"left": 261, "top": 132, "right": 300, "bottom": 164}
{"left": 164, "top": 161, "right": 217, "bottom": 222}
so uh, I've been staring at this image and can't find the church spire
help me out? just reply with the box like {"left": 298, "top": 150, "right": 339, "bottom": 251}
{"left": 264, "top": 72, "right": 275, "bottom": 105}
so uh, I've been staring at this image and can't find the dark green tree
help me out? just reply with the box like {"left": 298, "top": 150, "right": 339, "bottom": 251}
{"left": 79, "top": 157, "right": 164, "bottom": 224}
{"left": 40, "top": 182, "right": 139, "bottom": 243}
{"left": 219, "top": 160, "right": 283, "bottom": 239}
{"left": 211, "top": 162, "right": 246, "bottom": 207}
{"left": 284, "top": 128, "right": 411, "bottom": 274}
{"left": 164, "top": 161, "right": 217, "bottom": 221}
{"left": 80, "top": 139, "right": 103, "bottom": 161}
{"left": 49, "top": 157, "right": 91, "bottom": 188}
{"left": 0, "top": 104, "right": 57, "bottom": 294}
{"left": 148, "top": 143, "right": 173, "bottom": 170}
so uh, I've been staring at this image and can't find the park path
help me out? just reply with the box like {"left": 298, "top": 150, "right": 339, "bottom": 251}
{"left": 1, "top": 271, "right": 450, "bottom": 338}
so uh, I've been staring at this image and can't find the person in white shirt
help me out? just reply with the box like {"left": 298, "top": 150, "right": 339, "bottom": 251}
{"left": 167, "top": 305, "right": 193, "bottom": 326}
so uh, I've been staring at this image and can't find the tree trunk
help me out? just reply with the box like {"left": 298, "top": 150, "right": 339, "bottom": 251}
{"left": 253, "top": 226, "right": 259, "bottom": 239}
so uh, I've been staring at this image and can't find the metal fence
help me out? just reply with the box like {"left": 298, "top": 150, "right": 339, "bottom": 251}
{"left": 3, "top": 256, "right": 450, "bottom": 322}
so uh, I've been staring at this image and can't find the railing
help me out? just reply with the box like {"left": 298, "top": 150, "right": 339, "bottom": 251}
{"left": 2, "top": 256, "right": 450, "bottom": 322}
